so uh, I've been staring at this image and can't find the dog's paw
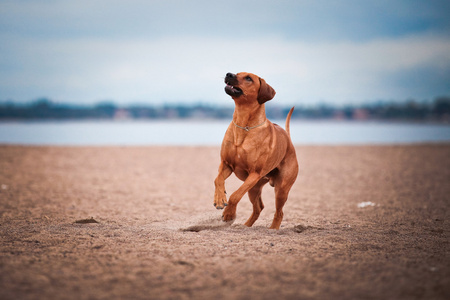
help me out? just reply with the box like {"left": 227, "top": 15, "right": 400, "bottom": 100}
{"left": 213, "top": 193, "right": 228, "bottom": 210}
{"left": 222, "top": 206, "right": 236, "bottom": 222}
{"left": 214, "top": 201, "right": 228, "bottom": 210}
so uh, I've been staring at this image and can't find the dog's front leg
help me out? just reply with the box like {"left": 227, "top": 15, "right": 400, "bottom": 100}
{"left": 214, "top": 162, "right": 232, "bottom": 209}
{"left": 223, "top": 173, "right": 262, "bottom": 222}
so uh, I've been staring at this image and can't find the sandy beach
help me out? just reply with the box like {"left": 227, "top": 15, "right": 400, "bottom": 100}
{"left": 0, "top": 144, "right": 449, "bottom": 299}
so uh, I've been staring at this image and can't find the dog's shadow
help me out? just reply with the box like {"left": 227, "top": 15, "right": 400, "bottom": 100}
{"left": 178, "top": 212, "right": 310, "bottom": 234}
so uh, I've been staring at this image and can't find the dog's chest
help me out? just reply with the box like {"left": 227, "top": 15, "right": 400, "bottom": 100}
{"left": 224, "top": 142, "right": 260, "bottom": 171}
{"left": 222, "top": 127, "right": 273, "bottom": 173}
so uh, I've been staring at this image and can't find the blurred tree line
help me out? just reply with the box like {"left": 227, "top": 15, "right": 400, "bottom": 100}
{"left": 0, "top": 96, "right": 449, "bottom": 122}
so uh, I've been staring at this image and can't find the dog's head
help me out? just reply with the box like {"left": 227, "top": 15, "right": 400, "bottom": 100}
{"left": 224, "top": 72, "right": 276, "bottom": 104}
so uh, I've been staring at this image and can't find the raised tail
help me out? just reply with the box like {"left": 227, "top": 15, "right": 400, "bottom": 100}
{"left": 285, "top": 106, "right": 295, "bottom": 137}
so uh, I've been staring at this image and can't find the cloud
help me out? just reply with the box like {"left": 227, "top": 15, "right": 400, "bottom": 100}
{"left": 2, "top": 0, "right": 449, "bottom": 40}
{"left": 1, "top": 32, "right": 449, "bottom": 105}
{"left": 1, "top": 0, "right": 449, "bottom": 105}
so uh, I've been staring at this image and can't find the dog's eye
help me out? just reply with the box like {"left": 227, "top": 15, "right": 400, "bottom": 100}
{"left": 245, "top": 76, "right": 253, "bottom": 82}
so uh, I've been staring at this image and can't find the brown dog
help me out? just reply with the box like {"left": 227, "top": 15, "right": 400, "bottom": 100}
{"left": 213, "top": 72, "right": 298, "bottom": 229}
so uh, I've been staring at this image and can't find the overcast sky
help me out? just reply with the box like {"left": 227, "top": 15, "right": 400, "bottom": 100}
{"left": 1, "top": 0, "right": 449, "bottom": 106}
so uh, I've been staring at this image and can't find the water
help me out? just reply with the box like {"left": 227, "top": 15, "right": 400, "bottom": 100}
{"left": 0, "top": 120, "right": 449, "bottom": 146}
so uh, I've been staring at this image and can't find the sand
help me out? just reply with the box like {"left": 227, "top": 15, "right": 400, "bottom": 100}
{"left": 0, "top": 144, "right": 449, "bottom": 300}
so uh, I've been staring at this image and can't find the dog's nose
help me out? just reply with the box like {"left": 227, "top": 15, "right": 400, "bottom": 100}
{"left": 226, "top": 73, "right": 236, "bottom": 79}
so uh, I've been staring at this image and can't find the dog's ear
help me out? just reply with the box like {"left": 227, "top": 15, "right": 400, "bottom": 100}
{"left": 257, "top": 77, "right": 276, "bottom": 104}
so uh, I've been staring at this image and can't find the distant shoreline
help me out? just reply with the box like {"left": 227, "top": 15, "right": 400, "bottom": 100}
{"left": 1, "top": 97, "right": 450, "bottom": 123}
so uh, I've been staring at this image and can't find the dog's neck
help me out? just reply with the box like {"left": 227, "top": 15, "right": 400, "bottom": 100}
{"left": 232, "top": 102, "right": 267, "bottom": 146}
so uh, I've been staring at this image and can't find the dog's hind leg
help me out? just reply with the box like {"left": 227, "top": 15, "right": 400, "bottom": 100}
{"left": 244, "top": 178, "right": 269, "bottom": 227}
{"left": 270, "top": 158, "right": 298, "bottom": 229}
{"left": 270, "top": 186, "right": 290, "bottom": 229}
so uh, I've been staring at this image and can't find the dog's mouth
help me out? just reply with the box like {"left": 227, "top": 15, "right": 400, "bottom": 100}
{"left": 225, "top": 84, "right": 243, "bottom": 97}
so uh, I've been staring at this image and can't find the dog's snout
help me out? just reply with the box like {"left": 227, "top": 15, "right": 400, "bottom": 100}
{"left": 225, "top": 73, "right": 237, "bottom": 85}
{"left": 225, "top": 73, "right": 236, "bottom": 79}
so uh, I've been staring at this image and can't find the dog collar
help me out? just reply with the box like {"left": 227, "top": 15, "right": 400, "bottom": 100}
{"left": 232, "top": 119, "right": 266, "bottom": 132}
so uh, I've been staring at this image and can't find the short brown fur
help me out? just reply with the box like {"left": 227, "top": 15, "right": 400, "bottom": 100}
{"left": 214, "top": 72, "right": 299, "bottom": 229}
